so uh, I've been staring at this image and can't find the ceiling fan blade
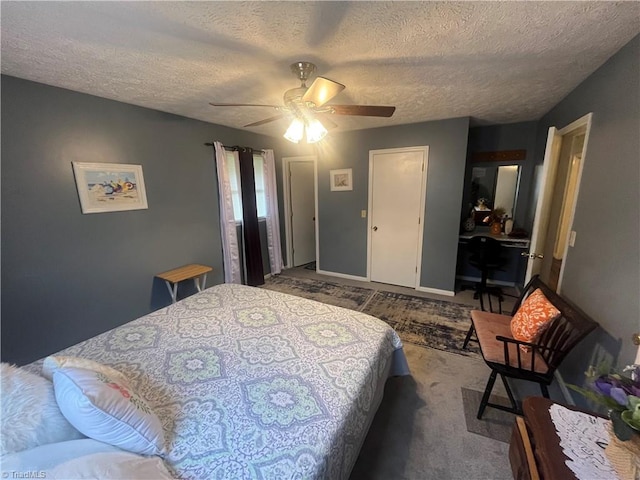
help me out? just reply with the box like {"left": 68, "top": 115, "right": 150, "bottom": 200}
{"left": 316, "top": 114, "right": 338, "bottom": 130}
{"left": 210, "top": 102, "right": 280, "bottom": 108}
{"left": 244, "top": 114, "right": 287, "bottom": 127}
{"left": 329, "top": 105, "right": 396, "bottom": 117}
{"left": 302, "top": 77, "right": 345, "bottom": 108}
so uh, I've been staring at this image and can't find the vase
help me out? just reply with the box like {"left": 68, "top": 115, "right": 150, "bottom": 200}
{"left": 490, "top": 221, "right": 502, "bottom": 235}
{"left": 609, "top": 409, "right": 639, "bottom": 442}
{"left": 504, "top": 218, "right": 514, "bottom": 235}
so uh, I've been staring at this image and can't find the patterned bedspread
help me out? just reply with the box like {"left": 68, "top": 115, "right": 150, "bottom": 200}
{"left": 29, "top": 284, "right": 409, "bottom": 479}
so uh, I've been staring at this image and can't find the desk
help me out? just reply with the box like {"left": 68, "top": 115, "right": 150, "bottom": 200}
{"left": 459, "top": 232, "right": 530, "bottom": 248}
{"left": 457, "top": 232, "right": 530, "bottom": 286}
{"left": 156, "top": 264, "right": 212, "bottom": 304}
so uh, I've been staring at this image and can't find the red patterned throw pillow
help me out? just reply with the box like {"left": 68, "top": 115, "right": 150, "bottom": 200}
{"left": 510, "top": 288, "right": 561, "bottom": 349}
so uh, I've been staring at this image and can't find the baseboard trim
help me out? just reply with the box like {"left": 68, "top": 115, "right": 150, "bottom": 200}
{"left": 316, "top": 269, "right": 369, "bottom": 282}
{"left": 415, "top": 286, "right": 455, "bottom": 297}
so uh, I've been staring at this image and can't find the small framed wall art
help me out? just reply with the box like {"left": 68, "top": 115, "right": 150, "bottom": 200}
{"left": 330, "top": 168, "right": 353, "bottom": 191}
{"left": 72, "top": 162, "right": 149, "bottom": 214}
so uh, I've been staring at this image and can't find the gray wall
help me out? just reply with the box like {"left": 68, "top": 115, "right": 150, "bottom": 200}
{"left": 315, "top": 117, "right": 470, "bottom": 292}
{"left": 534, "top": 35, "right": 639, "bottom": 382}
{"left": 1, "top": 75, "right": 278, "bottom": 365}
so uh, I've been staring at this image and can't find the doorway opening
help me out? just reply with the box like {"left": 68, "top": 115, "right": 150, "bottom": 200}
{"left": 282, "top": 156, "right": 318, "bottom": 269}
{"left": 526, "top": 113, "right": 592, "bottom": 292}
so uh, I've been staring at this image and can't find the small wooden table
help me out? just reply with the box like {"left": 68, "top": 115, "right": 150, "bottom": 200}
{"left": 509, "top": 397, "right": 607, "bottom": 480}
{"left": 156, "top": 264, "right": 212, "bottom": 304}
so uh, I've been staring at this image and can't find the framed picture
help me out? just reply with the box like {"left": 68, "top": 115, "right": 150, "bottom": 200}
{"left": 330, "top": 168, "right": 353, "bottom": 191}
{"left": 72, "top": 162, "right": 148, "bottom": 214}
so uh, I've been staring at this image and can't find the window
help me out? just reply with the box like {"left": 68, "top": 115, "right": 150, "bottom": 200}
{"left": 226, "top": 152, "right": 267, "bottom": 222}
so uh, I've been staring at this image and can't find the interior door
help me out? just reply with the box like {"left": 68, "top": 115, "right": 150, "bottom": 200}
{"left": 524, "top": 127, "right": 562, "bottom": 282}
{"left": 289, "top": 161, "right": 316, "bottom": 267}
{"left": 369, "top": 148, "right": 426, "bottom": 288}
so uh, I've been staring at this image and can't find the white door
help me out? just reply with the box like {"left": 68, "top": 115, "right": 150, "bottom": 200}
{"left": 289, "top": 161, "right": 316, "bottom": 267}
{"left": 368, "top": 147, "right": 427, "bottom": 288}
{"left": 524, "top": 114, "right": 592, "bottom": 287}
{"left": 525, "top": 127, "right": 562, "bottom": 282}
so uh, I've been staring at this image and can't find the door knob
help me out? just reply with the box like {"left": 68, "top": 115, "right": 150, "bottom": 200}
{"left": 521, "top": 252, "right": 544, "bottom": 259}
{"left": 373, "top": 226, "right": 378, "bottom": 231}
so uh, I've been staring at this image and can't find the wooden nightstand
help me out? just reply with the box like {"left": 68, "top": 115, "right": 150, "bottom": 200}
{"left": 156, "top": 264, "right": 212, "bottom": 303}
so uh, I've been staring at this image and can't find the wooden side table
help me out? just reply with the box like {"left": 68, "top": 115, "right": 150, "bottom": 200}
{"left": 156, "top": 264, "right": 212, "bottom": 303}
{"left": 509, "top": 397, "right": 607, "bottom": 480}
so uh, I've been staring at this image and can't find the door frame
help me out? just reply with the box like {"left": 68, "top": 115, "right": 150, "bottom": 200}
{"left": 525, "top": 113, "right": 592, "bottom": 291}
{"left": 554, "top": 113, "right": 592, "bottom": 292}
{"left": 282, "top": 155, "right": 318, "bottom": 269}
{"left": 366, "top": 146, "right": 429, "bottom": 289}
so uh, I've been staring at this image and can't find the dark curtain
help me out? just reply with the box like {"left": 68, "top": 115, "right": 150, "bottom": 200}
{"left": 237, "top": 147, "right": 265, "bottom": 286}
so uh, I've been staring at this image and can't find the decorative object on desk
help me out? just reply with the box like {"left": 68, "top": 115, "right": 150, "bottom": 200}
{"left": 504, "top": 218, "right": 514, "bottom": 235}
{"left": 72, "top": 162, "right": 148, "bottom": 214}
{"left": 481, "top": 206, "right": 506, "bottom": 235}
{"left": 508, "top": 227, "right": 529, "bottom": 239}
{"left": 463, "top": 207, "right": 476, "bottom": 232}
{"left": 474, "top": 197, "right": 491, "bottom": 211}
{"left": 569, "top": 364, "right": 640, "bottom": 441}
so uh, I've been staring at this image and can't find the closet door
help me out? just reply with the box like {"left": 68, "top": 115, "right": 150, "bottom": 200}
{"left": 289, "top": 160, "right": 316, "bottom": 266}
{"left": 368, "top": 147, "right": 427, "bottom": 288}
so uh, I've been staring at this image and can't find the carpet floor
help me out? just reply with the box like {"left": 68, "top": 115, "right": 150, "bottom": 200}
{"left": 262, "top": 275, "right": 480, "bottom": 357}
{"left": 350, "top": 344, "right": 513, "bottom": 480}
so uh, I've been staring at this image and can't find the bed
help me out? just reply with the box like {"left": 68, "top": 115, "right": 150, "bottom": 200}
{"left": 24, "top": 283, "right": 410, "bottom": 479}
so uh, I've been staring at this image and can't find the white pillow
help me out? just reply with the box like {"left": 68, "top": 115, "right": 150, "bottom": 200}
{"left": 0, "top": 363, "right": 84, "bottom": 455}
{"left": 1, "top": 438, "right": 174, "bottom": 479}
{"left": 43, "top": 356, "right": 130, "bottom": 386}
{"left": 53, "top": 367, "right": 166, "bottom": 456}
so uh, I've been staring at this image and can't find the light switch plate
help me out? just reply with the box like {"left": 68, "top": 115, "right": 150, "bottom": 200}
{"left": 361, "top": 210, "right": 367, "bottom": 218}
{"left": 569, "top": 230, "right": 577, "bottom": 247}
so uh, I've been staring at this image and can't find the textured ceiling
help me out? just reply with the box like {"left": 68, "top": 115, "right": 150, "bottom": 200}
{"left": 2, "top": 2, "right": 639, "bottom": 138}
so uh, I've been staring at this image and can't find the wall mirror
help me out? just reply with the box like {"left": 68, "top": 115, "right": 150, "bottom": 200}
{"left": 470, "top": 164, "right": 522, "bottom": 219}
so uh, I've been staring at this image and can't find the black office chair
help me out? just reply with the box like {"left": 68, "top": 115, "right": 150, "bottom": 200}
{"left": 467, "top": 236, "right": 507, "bottom": 313}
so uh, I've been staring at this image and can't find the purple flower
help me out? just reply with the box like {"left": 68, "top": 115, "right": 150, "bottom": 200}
{"left": 610, "top": 387, "right": 629, "bottom": 407}
{"left": 595, "top": 376, "right": 614, "bottom": 396}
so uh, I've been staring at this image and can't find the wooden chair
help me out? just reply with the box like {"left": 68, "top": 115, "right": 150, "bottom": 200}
{"left": 465, "top": 275, "right": 598, "bottom": 419}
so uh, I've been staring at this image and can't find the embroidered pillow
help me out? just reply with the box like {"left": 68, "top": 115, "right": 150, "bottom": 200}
{"left": 510, "top": 288, "right": 561, "bottom": 348}
{"left": 53, "top": 367, "right": 165, "bottom": 456}
{"left": 43, "top": 356, "right": 130, "bottom": 387}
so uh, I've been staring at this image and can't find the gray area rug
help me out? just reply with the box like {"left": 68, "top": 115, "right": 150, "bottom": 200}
{"left": 461, "top": 387, "right": 514, "bottom": 443}
{"left": 261, "top": 274, "right": 375, "bottom": 310}
{"left": 362, "top": 290, "right": 479, "bottom": 357}
{"left": 262, "top": 275, "right": 480, "bottom": 357}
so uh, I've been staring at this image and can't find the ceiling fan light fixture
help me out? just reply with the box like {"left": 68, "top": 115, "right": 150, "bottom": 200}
{"left": 283, "top": 118, "right": 305, "bottom": 143}
{"left": 306, "top": 118, "right": 328, "bottom": 144}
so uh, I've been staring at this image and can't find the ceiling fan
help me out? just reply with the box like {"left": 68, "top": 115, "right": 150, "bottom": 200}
{"left": 209, "top": 61, "right": 396, "bottom": 143}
